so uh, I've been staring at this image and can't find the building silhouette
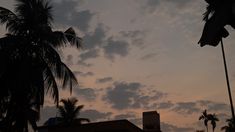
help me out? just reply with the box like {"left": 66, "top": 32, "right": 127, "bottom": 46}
{"left": 143, "top": 111, "right": 161, "bottom": 132}
{"left": 37, "top": 111, "right": 161, "bottom": 132}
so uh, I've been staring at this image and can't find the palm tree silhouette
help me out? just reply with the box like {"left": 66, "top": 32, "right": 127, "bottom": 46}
{"left": 198, "top": 0, "right": 235, "bottom": 124}
{"left": 199, "top": 110, "right": 209, "bottom": 132}
{"left": 198, "top": 0, "right": 235, "bottom": 47}
{"left": 0, "top": 0, "right": 81, "bottom": 131}
{"left": 208, "top": 113, "right": 219, "bottom": 132}
{"left": 44, "top": 98, "right": 89, "bottom": 126}
{"left": 58, "top": 98, "right": 90, "bottom": 126}
{"left": 221, "top": 118, "right": 235, "bottom": 132}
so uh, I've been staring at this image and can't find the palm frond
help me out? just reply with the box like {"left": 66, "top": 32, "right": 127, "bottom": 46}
{"left": 49, "top": 31, "right": 67, "bottom": 48}
{"left": 41, "top": 43, "right": 64, "bottom": 79}
{"left": 27, "top": 109, "right": 39, "bottom": 130}
{"left": 60, "top": 99, "right": 67, "bottom": 105}
{"left": 49, "top": 28, "right": 82, "bottom": 49}
{"left": 43, "top": 64, "right": 59, "bottom": 105}
{"left": 41, "top": 44, "right": 78, "bottom": 93}
{"left": 199, "top": 115, "right": 205, "bottom": 120}
{"left": 221, "top": 126, "right": 228, "bottom": 130}
{"left": 203, "top": 5, "right": 215, "bottom": 21}
{"left": 0, "top": 7, "right": 23, "bottom": 35}
{"left": 204, "top": 119, "right": 208, "bottom": 126}
{"left": 60, "top": 62, "right": 78, "bottom": 93}
{"left": 73, "top": 105, "right": 83, "bottom": 117}
{"left": 0, "top": 7, "right": 15, "bottom": 23}
{"left": 58, "top": 105, "right": 67, "bottom": 119}
{"left": 0, "top": 7, "right": 20, "bottom": 34}
{"left": 64, "top": 27, "right": 82, "bottom": 48}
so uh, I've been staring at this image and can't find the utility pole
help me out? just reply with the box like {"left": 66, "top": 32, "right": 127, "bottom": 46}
{"left": 220, "top": 39, "right": 235, "bottom": 122}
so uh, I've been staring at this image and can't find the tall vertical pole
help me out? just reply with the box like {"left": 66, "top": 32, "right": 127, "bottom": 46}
{"left": 220, "top": 39, "right": 235, "bottom": 121}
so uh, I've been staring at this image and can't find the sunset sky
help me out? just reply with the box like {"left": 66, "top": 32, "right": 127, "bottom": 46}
{"left": 1, "top": 0, "right": 235, "bottom": 132}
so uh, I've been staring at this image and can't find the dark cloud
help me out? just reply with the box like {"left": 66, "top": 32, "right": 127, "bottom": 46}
{"left": 80, "top": 109, "right": 112, "bottom": 122}
{"left": 120, "top": 30, "right": 146, "bottom": 48}
{"left": 73, "top": 71, "right": 94, "bottom": 77}
{"left": 73, "top": 87, "right": 97, "bottom": 101}
{"left": 79, "top": 49, "right": 100, "bottom": 62}
{"left": 137, "top": 0, "right": 194, "bottom": 13}
{"left": 104, "top": 82, "right": 142, "bottom": 109}
{"left": 114, "top": 113, "right": 136, "bottom": 120}
{"left": 103, "top": 82, "right": 166, "bottom": 110}
{"left": 146, "top": 0, "right": 159, "bottom": 5}
{"left": 77, "top": 24, "right": 131, "bottom": 63}
{"left": 140, "top": 53, "right": 158, "bottom": 60}
{"left": 53, "top": 0, "right": 94, "bottom": 32}
{"left": 173, "top": 102, "right": 200, "bottom": 114}
{"left": 69, "top": 10, "right": 94, "bottom": 32}
{"left": 77, "top": 60, "right": 93, "bottom": 67}
{"left": 52, "top": 0, "right": 77, "bottom": 23}
{"left": 157, "top": 101, "right": 174, "bottom": 109}
{"left": 208, "top": 103, "right": 229, "bottom": 111}
{"left": 197, "top": 100, "right": 230, "bottom": 112}
{"left": 78, "top": 24, "right": 107, "bottom": 65}
{"left": 165, "top": 0, "right": 192, "bottom": 7}
{"left": 145, "top": 0, "right": 160, "bottom": 11}
{"left": 171, "top": 100, "right": 230, "bottom": 115}
{"left": 83, "top": 24, "right": 107, "bottom": 50}
{"left": 120, "top": 30, "right": 144, "bottom": 38}
{"left": 96, "top": 77, "right": 113, "bottom": 83}
{"left": 103, "top": 37, "right": 129, "bottom": 61}
{"left": 161, "top": 122, "right": 194, "bottom": 132}
{"left": 216, "top": 113, "right": 230, "bottom": 122}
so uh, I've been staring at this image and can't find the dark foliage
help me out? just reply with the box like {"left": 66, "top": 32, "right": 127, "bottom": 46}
{"left": 198, "top": 0, "right": 235, "bottom": 47}
{"left": 0, "top": 0, "right": 81, "bottom": 131}
{"left": 221, "top": 118, "right": 235, "bottom": 132}
{"left": 44, "top": 98, "right": 89, "bottom": 126}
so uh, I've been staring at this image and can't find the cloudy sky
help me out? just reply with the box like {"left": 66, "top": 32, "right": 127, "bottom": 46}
{"left": 1, "top": 0, "right": 235, "bottom": 132}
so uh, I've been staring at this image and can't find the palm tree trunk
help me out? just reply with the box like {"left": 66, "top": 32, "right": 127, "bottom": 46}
{"left": 220, "top": 39, "right": 235, "bottom": 123}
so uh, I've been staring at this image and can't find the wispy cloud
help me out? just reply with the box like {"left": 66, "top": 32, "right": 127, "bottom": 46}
{"left": 73, "top": 87, "right": 97, "bottom": 101}
{"left": 96, "top": 77, "right": 113, "bottom": 83}
{"left": 140, "top": 53, "right": 158, "bottom": 60}
{"left": 103, "top": 81, "right": 166, "bottom": 109}
{"left": 80, "top": 109, "right": 112, "bottom": 122}
{"left": 74, "top": 71, "right": 95, "bottom": 77}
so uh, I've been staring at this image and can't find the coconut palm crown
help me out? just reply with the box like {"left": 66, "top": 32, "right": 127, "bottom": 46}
{"left": 199, "top": 110, "right": 210, "bottom": 132}
{"left": 0, "top": 0, "right": 81, "bottom": 131}
{"left": 208, "top": 113, "right": 219, "bottom": 132}
{"left": 198, "top": 0, "right": 235, "bottom": 47}
{"left": 58, "top": 98, "right": 89, "bottom": 125}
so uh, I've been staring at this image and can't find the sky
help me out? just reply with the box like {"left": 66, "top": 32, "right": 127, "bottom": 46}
{"left": 1, "top": 0, "right": 235, "bottom": 132}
